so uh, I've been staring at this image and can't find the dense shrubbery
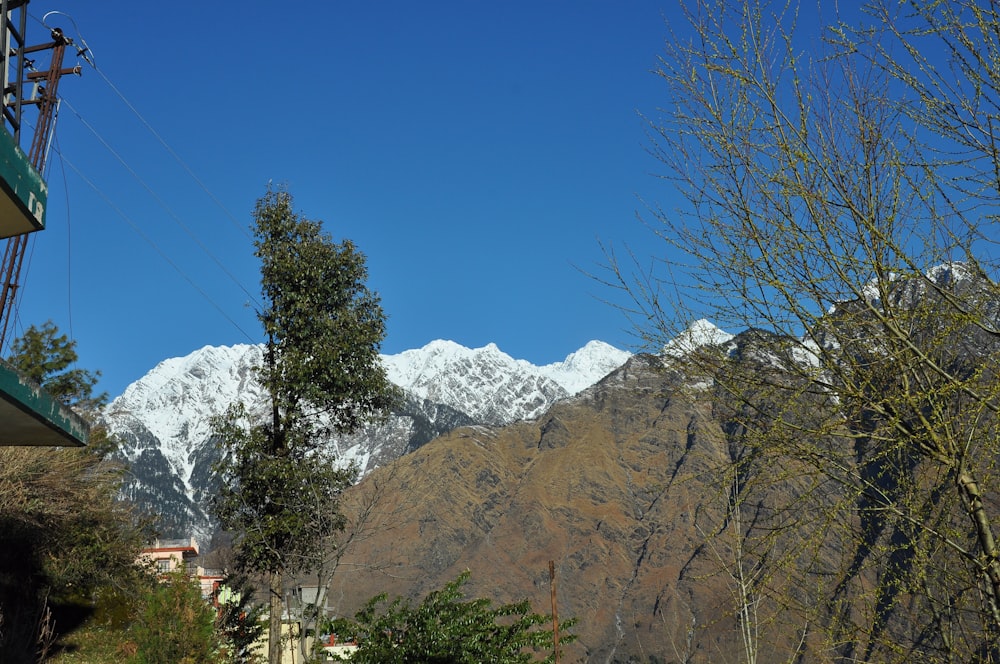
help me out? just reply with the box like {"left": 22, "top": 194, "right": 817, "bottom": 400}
{"left": 128, "top": 571, "right": 219, "bottom": 664}
{"left": 0, "top": 323, "right": 148, "bottom": 663}
{"left": 334, "top": 572, "right": 574, "bottom": 664}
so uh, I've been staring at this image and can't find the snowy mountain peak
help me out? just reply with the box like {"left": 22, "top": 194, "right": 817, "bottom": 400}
{"left": 537, "top": 340, "right": 633, "bottom": 395}
{"left": 105, "top": 338, "right": 631, "bottom": 540}
{"left": 106, "top": 343, "right": 266, "bottom": 486}
{"left": 663, "top": 319, "right": 734, "bottom": 357}
{"left": 926, "top": 261, "right": 976, "bottom": 286}
{"left": 114, "top": 344, "right": 261, "bottom": 405}
{"left": 381, "top": 339, "right": 631, "bottom": 402}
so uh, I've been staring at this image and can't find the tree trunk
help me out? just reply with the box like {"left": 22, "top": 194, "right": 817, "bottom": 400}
{"left": 269, "top": 569, "right": 283, "bottom": 664}
{"left": 957, "top": 470, "right": 1000, "bottom": 633}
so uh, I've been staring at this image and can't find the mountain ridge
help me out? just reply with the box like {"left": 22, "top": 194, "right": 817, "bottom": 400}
{"left": 318, "top": 275, "right": 1000, "bottom": 661}
{"left": 104, "top": 338, "right": 633, "bottom": 542}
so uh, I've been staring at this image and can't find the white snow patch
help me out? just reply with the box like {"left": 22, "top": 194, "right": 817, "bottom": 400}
{"left": 536, "top": 340, "right": 632, "bottom": 394}
{"left": 663, "top": 319, "right": 734, "bottom": 357}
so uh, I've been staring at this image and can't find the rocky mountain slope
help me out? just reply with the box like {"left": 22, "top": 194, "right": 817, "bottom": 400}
{"left": 104, "top": 340, "right": 631, "bottom": 540}
{"left": 323, "top": 351, "right": 749, "bottom": 663}
{"left": 319, "top": 265, "right": 1000, "bottom": 663}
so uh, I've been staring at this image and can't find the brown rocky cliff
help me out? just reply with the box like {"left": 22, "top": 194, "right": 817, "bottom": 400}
{"left": 326, "top": 355, "right": 762, "bottom": 663}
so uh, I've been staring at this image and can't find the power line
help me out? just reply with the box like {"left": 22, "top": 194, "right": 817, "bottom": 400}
{"left": 82, "top": 48, "right": 253, "bottom": 244}
{"left": 57, "top": 151, "right": 257, "bottom": 344}
{"left": 38, "top": 11, "right": 251, "bottom": 241}
{"left": 54, "top": 130, "right": 74, "bottom": 340}
{"left": 29, "top": 9, "right": 264, "bottom": 338}
{"left": 60, "top": 97, "right": 262, "bottom": 311}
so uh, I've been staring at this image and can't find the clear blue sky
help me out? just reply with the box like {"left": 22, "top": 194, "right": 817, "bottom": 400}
{"left": 10, "top": 1, "right": 679, "bottom": 397}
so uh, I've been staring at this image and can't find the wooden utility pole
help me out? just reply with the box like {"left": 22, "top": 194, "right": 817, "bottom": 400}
{"left": 549, "top": 560, "right": 561, "bottom": 664}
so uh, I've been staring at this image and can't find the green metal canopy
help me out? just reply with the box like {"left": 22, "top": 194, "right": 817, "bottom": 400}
{"left": 0, "top": 362, "right": 88, "bottom": 446}
{"left": 0, "top": 126, "right": 46, "bottom": 239}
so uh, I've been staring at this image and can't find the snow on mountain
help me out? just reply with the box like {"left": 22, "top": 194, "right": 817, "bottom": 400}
{"left": 537, "top": 340, "right": 633, "bottom": 394}
{"left": 663, "top": 319, "right": 734, "bottom": 357}
{"left": 106, "top": 339, "right": 632, "bottom": 540}
{"left": 926, "top": 261, "right": 976, "bottom": 285}
{"left": 382, "top": 339, "right": 629, "bottom": 424}
{"left": 108, "top": 344, "right": 266, "bottom": 486}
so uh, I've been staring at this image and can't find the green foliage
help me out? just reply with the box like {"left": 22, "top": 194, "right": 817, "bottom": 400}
{"left": 214, "top": 572, "right": 265, "bottom": 664}
{"left": 252, "top": 188, "right": 399, "bottom": 441}
{"left": 7, "top": 321, "right": 107, "bottom": 414}
{"left": 213, "top": 188, "right": 398, "bottom": 663}
{"left": 341, "top": 571, "right": 575, "bottom": 664}
{"left": 213, "top": 404, "right": 356, "bottom": 575}
{"left": 129, "top": 571, "right": 219, "bottom": 664}
{"left": 48, "top": 622, "right": 133, "bottom": 663}
{"left": 214, "top": 189, "right": 398, "bottom": 575}
{"left": 0, "top": 323, "right": 144, "bottom": 662}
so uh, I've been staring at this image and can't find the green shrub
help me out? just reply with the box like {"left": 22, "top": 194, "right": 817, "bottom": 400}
{"left": 341, "top": 571, "right": 575, "bottom": 664}
{"left": 130, "top": 570, "right": 219, "bottom": 664}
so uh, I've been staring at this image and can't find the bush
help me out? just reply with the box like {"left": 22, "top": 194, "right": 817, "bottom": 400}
{"left": 130, "top": 571, "right": 219, "bottom": 664}
{"left": 340, "top": 571, "right": 574, "bottom": 664}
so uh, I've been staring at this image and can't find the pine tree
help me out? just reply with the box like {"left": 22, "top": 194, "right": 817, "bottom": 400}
{"left": 7, "top": 320, "right": 107, "bottom": 414}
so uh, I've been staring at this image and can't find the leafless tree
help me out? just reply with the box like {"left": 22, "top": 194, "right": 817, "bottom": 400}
{"left": 609, "top": 1, "right": 1000, "bottom": 660}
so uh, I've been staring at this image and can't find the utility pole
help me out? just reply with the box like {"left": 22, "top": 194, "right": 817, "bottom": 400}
{"left": 549, "top": 560, "right": 561, "bottom": 664}
{"left": 0, "top": 1, "right": 80, "bottom": 351}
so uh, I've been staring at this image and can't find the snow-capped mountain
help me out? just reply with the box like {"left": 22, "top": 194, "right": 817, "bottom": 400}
{"left": 105, "top": 339, "right": 631, "bottom": 541}
{"left": 662, "top": 318, "right": 734, "bottom": 358}
{"left": 381, "top": 339, "right": 630, "bottom": 423}
{"left": 108, "top": 344, "right": 266, "bottom": 484}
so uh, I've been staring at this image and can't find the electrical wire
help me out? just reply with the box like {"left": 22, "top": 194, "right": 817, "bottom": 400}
{"left": 57, "top": 151, "right": 257, "bottom": 344}
{"left": 27, "top": 9, "right": 263, "bottom": 341}
{"left": 7, "top": 235, "right": 37, "bottom": 355}
{"left": 60, "top": 97, "right": 262, "bottom": 310}
{"left": 39, "top": 12, "right": 250, "bottom": 239}
{"left": 54, "top": 130, "right": 74, "bottom": 341}
{"left": 88, "top": 65, "right": 253, "bottom": 244}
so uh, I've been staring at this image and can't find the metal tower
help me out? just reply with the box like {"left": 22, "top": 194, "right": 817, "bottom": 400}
{"left": 0, "top": 0, "right": 79, "bottom": 351}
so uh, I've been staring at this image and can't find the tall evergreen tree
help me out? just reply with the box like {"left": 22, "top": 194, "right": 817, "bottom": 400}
{"left": 213, "top": 188, "right": 397, "bottom": 664}
{"left": 7, "top": 320, "right": 107, "bottom": 414}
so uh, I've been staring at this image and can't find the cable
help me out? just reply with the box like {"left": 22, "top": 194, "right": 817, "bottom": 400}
{"left": 95, "top": 66, "right": 251, "bottom": 242}
{"left": 90, "top": 66, "right": 252, "bottom": 243}
{"left": 60, "top": 97, "right": 262, "bottom": 310}
{"left": 40, "top": 12, "right": 94, "bottom": 67}
{"left": 29, "top": 8, "right": 263, "bottom": 333}
{"left": 36, "top": 11, "right": 250, "bottom": 242}
{"left": 54, "top": 130, "right": 74, "bottom": 341}
{"left": 57, "top": 151, "right": 257, "bottom": 345}
{"left": 6, "top": 234, "right": 37, "bottom": 357}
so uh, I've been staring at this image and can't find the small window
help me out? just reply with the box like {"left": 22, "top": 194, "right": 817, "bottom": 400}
{"left": 156, "top": 559, "right": 171, "bottom": 574}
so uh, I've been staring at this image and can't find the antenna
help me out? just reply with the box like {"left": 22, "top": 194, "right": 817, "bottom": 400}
{"left": 0, "top": 1, "right": 81, "bottom": 352}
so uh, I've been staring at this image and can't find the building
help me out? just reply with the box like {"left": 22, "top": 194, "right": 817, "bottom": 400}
{"left": 139, "top": 538, "right": 225, "bottom": 599}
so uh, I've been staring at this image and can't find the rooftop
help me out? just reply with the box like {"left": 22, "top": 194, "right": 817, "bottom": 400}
{"left": 0, "top": 361, "right": 88, "bottom": 446}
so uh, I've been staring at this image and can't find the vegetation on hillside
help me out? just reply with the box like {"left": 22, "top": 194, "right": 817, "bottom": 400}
{"left": 608, "top": 0, "right": 1000, "bottom": 660}
{"left": 18, "top": 0, "right": 1000, "bottom": 660}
